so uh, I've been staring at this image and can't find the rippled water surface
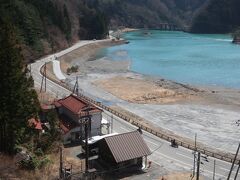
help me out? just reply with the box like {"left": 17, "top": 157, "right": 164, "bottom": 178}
{"left": 100, "top": 30, "right": 240, "bottom": 88}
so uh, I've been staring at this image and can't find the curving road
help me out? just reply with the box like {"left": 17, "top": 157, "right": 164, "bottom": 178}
{"left": 31, "top": 40, "right": 238, "bottom": 180}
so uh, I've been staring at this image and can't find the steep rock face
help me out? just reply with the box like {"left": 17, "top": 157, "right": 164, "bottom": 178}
{"left": 191, "top": 0, "right": 240, "bottom": 33}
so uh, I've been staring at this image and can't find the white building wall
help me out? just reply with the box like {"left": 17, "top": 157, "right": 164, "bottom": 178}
{"left": 90, "top": 113, "right": 102, "bottom": 136}
{"left": 59, "top": 107, "right": 102, "bottom": 143}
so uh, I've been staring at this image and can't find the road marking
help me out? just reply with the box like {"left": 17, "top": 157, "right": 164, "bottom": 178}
{"left": 219, "top": 166, "right": 237, "bottom": 174}
{"left": 146, "top": 139, "right": 159, "bottom": 147}
{"left": 47, "top": 84, "right": 54, "bottom": 89}
{"left": 220, "top": 167, "right": 231, "bottom": 172}
{"left": 120, "top": 126, "right": 130, "bottom": 132}
{"left": 151, "top": 149, "right": 227, "bottom": 178}
{"left": 152, "top": 150, "right": 192, "bottom": 168}
{"left": 176, "top": 152, "right": 193, "bottom": 160}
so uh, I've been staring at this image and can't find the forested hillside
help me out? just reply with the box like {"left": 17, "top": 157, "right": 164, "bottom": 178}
{"left": 190, "top": 0, "right": 240, "bottom": 33}
{"left": 87, "top": 0, "right": 208, "bottom": 29}
{"left": 0, "top": 0, "right": 108, "bottom": 62}
{"left": 0, "top": 0, "right": 208, "bottom": 62}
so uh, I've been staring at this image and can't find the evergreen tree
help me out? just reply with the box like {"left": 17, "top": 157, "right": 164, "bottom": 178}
{"left": 191, "top": 0, "right": 240, "bottom": 33}
{"left": 0, "top": 19, "right": 40, "bottom": 154}
{"left": 63, "top": 4, "right": 72, "bottom": 41}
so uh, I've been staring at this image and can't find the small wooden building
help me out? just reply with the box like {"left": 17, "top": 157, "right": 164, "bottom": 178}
{"left": 95, "top": 131, "right": 151, "bottom": 171}
{"left": 54, "top": 94, "right": 103, "bottom": 144}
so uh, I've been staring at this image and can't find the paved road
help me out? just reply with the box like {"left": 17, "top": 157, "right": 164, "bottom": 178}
{"left": 31, "top": 41, "right": 239, "bottom": 180}
{"left": 102, "top": 112, "right": 239, "bottom": 180}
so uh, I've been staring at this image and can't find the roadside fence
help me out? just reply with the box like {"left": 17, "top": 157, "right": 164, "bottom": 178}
{"left": 40, "top": 60, "right": 239, "bottom": 165}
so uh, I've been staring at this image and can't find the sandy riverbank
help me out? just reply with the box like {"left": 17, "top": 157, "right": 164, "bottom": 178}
{"left": 58, "top": 39, "right": 204, "bottom": 104}
{"left": 50, "top": 35, "right": 240, "bottom": 154}
{"left": 94, "top": 76, "right": 198, "bottom": 104}
{"left": 57, "top": 37, "right": 240, "bottom": 107}
{"left": 59, "top": 40, "right": 130, "bottom": 75}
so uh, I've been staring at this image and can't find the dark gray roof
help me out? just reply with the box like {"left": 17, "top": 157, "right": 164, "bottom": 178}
{"left": 104, "top": 131, "right": 151, "bottom": 163}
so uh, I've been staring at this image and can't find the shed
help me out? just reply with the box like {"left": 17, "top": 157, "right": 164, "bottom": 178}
{"left": 96, "top": 131, "right": 151, "bottom": 170}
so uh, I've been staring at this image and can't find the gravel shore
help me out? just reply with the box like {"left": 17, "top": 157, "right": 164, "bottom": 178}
{"left": 57, "top": 39, "right": 240, "bottom": 153}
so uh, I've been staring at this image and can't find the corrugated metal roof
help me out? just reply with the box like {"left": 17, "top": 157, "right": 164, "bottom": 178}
{"left": 104, "top": 131, "right": 151, "bottom": 163}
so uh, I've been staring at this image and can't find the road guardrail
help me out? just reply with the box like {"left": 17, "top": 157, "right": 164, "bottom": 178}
{"left": 40, "top": 57, "right": 239, "bottom": 165}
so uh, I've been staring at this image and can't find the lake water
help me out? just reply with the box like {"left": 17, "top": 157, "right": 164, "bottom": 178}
{"left": 99, "top": 30, "right": 240, "bottom": 89}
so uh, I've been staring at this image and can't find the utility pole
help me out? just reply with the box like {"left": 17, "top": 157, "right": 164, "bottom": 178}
{"left": 44, "top": 63, "right": 47, "bottom": 92}
{"left": 234, "top": 162, "right": 240, "bottom": 180}
{"left": 83, "top": 105, "right": 92, "bottom": 177}
{"left": 213, "top": 160, "right": 216, "bottom": 180}
{"left": 84, "top": 119, "right": 89, "bottom": 174}
{"left": 40, "top": 63, "right": 47, "bottom": 93}
{"left": 192, "top": 133, "right": 197, "bottom": 179}
{"left": 196, "top": 152, "right": 201, "bottom": 180}
{"left": 73, "top": 76, "right": 79, "bottom": 95}
{"left": 111, "top": 115, "right": 113, "bottom": 133}
{"left": 80, "top": 118, "right": 83, "bottom": 145}
{"left": 227, "top": 143, "right": 240, "bottom": 180}
{"left": 59, "top": 147, "right": 63, "bottom": 179}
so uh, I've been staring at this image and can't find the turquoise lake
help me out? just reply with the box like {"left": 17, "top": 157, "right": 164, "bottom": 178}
{"left": 100, "top": 30, "right": 240, "bottom": 88}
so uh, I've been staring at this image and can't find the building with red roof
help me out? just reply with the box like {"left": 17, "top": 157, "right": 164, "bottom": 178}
{"left": 28, "top": 118, "right": 43, "bottom": 132}
{"left": 54, "top": 94, "right": 103, "bottom": 144}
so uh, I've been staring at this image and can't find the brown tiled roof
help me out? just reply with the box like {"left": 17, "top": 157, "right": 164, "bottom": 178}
{"left": 54, "top": 101, "right": 61, "bottom": 108}
{"left": 55, "top": 94, "right": 102, "bottom": 115}
{"left": 104, "top": 131, "right": 151, "bottom": 163}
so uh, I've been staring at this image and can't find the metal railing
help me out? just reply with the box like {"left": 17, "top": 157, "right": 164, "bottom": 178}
{"left": 39, "top": 57, "right": 239, "bottom": 165}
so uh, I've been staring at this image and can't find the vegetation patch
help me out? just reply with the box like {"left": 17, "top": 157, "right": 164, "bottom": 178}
{"left": 67, "top": 65, "right": 79, "bottom": 75}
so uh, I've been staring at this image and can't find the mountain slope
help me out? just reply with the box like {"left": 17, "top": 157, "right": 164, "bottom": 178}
{"left": 0, "top": 0, "right": 207, "bottom": 61}
{"left": 0, "top": 0, "right": 108, "bottom": 62}
{"left": 190, "top": 0, "right": 240, "bottom": 33}
{"left": 88, "top": 0, "right": 208, "bottom": 29}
